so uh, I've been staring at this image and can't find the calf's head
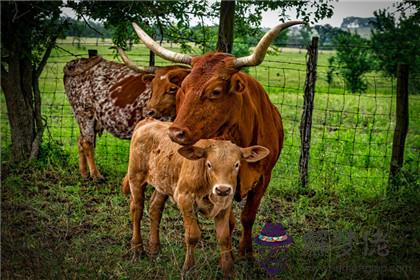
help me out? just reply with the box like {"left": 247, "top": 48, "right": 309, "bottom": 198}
{"left": 178, "top": 141, "right": 270, "bottom": 203}
{"left": 144, "top": 67, "right": 190, "bottom": 121}
{"left": 131, "top": 21, "right": 304, "bottom": 145}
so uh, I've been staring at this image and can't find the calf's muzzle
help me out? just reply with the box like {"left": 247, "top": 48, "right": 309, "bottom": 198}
{"left": 214, "top": 185, "right": 232, "bottom": 197}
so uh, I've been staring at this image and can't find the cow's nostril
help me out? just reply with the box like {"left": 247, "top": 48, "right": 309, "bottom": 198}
{"left": 145, "top": 109, "right": 157, "bottom": 117}
{"left": 168, "top": 127, "right": 188, "bottom": 143}
{"left": 215, "top": 186, "right": 231, "bottom": 196}
{"left": 175, "top": 130, "right": 185, "bottom": 140}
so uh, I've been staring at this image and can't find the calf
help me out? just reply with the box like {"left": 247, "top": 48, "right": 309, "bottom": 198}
{"left": 63, "top": 56, "right": 189, "bottom": 180}
{"left": 122, "top": 118, "right": 269, "bottom": 275}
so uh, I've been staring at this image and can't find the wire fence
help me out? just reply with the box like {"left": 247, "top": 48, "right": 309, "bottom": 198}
{"left": 1, "top": 40, "right": 419, "bottom": 191}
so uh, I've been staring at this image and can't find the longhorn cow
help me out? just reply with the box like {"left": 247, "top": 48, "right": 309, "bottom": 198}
{"left": 132, "top": 21, "right": 304, "bottom": 258}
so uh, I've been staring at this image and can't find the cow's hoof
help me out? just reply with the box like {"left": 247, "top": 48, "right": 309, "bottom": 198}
{"left": 92, "top": 173, "right": 105, "bottom": 182}
{"left": 237, "top": 253, "right": 255, "bottom": 262}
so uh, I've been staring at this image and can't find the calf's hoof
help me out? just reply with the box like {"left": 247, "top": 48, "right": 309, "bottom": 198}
{"left": 148, "top": 242, "right": 161, "bottom": 257}
{"left": 182, "top": 257, "right": 195, "bottom": 272}
{"left": 129, "top": 242, "right": 145, "bottom": 262}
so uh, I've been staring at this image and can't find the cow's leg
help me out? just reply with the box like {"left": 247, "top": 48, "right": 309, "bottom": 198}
{"left": 239, "top": 175, "right": 270, "bottom": 259}
{"left": 178, "top": 194, "right": 201, "bottom": 272}
{"left": 148, "top": 190, "right": 168, "bottom": 256}
{"left": 81, "top": 138, "right": 103, "bottom": 181}
{"left": 77, "top": 136, "right": 88, "bottom": 178}
{"left": 129, "top": 174, "right": 147, "bottom": 261}
{"left": 229, "top": 210, "right": 235, "bottom": 238}
{"left": 215, "top": 207, "right": 234, "bottom": 276}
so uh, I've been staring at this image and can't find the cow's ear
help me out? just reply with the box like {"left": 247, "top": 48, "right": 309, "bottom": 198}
{"left": 178, "top": 146, "right": 207, "bottom": 160}
{"left": 142, "top": 74, "right": 155, "bottom": 83}
{"left": 230, "top": 73, "right": 246, "bottom": 94}
{"left": 240, "top": 145, "right": 270, "bottom": 163}
{"left": 169, "top": 69, "right": 190, "bottom": 86}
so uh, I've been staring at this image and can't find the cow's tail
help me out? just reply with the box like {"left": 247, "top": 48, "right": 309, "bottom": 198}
{"left": 121, "top": 175, "right": 130, "bottom": 195}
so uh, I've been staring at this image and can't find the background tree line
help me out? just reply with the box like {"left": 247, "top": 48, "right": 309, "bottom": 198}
{"left": 1, "top": 0, "right": 417, "bottom": 164}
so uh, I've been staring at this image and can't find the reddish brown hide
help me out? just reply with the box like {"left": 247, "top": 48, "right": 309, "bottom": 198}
{"left": 131, "top": 19, "right": 303, "bottom": 259}
{"left": 168, "top": 52, "right": 284, "bottom": 258}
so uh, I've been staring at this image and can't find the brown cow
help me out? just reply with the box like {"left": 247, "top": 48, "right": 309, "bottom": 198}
{"left": 131, "top": 21, "right": 303, "bottom": 258}
{"left": 122, "top": 118, "right": 269, "bottom": 275}
{"left": 63, "top": 54, "right": 189, "bottom": 180}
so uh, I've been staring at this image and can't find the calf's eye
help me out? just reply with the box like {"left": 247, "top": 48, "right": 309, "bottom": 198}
{"left": 206, "top": 161, "right": 212, "bottom": 169}
{"left": 234, "top": 161, "right": 240, "bottom": 170}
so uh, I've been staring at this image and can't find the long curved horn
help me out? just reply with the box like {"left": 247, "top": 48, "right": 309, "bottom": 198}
{"left": 116, "top": 47, "right": 156, "bottom": 73}
{"left": 234, "top": 21, "right": 305, "bottom": 68}
{"left": 132, "top": 22, "right": 192, "bottom": 65}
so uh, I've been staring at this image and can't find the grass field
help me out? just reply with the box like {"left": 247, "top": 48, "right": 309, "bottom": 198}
{"left": 1, "top": 40, "right": 419, "bottom": 279}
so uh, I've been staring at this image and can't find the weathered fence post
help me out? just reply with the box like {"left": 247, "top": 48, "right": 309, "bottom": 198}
{"left": 88, "top": 49, "right": 98, "bottom": 57}
{"left": 299, "top": 37, "right": 318, "bottom": 188}
{"left": 389, "top": 64, "right": 409, "bottom": 190}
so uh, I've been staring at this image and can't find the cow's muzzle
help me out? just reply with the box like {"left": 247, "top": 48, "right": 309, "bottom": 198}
{"left": 168, "top": 126, "right": 194, "bottom": 145}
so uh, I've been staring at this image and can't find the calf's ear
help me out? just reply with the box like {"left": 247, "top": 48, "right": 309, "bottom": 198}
{"left": 240, "top": 146, "right": 270, "bottom": 163}
{"left": 178, "top": 146, "right": 207, "bottom": 160}
{"left": 142, "top": 74, "right": 155, "bottom": 83}
{"left": 168, "top": 69, "right": 190, "bottom": 86}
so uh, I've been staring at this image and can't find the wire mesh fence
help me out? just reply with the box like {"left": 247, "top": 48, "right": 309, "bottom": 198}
{"left": 1, "top": 40, "right": 419, "bottom": 191}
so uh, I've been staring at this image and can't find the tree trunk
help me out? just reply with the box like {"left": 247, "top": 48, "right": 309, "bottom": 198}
{"left": 216, "top": 0, "right": 235, "bottom": 53}
{"left": 1, "top": 41, "right": 36, "bottom": 162}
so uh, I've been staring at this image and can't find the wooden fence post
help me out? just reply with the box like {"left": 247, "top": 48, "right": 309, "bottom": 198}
{"left": 299, "top": 37, "right": 318, "bottom": 188}
{"left": 389, "top": 64, "right": 409, "bottom": 190}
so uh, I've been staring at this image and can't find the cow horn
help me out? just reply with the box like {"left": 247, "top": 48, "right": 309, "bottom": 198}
{"left": 132, "top": 22, "right": 193, "bottom": 65}
{"left": 234, "top": 21, "right": 305, "bottom": 68}
{"left": 117, "top": 47, "right": 156, "bottom": 73}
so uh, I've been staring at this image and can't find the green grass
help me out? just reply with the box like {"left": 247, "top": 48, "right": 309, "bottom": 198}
{"left": 1, "top": 41, "right": 419, "bottom": 279}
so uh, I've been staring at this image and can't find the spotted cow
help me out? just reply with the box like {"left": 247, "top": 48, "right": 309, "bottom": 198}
{"left": 63, "top": 55, "right": 189, "bottom": 180}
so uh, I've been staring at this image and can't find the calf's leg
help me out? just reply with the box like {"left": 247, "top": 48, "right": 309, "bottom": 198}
{"left": 178, "top": 194, "right": 201, "bottom": 272}
{"left": 148, "top": 190, "right": 168, "bottom": 256}
{"left": 215, "top": 207, "right": 234, "bottom": 276}
{"left": 239, "top": 175, "right": 270, "bottom": 259}
{"left": 129, "top": 174, "right": 147, "bottom": 261}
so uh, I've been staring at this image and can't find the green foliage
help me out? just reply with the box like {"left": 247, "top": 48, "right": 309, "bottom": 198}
{"left": 371, "top": 8, "right": 420, "bottom": 77}
{"left": 314, "top": 24, "right": 347, "bottom": 49}
{"left": 370, "top": 2, "right": 420, "bottom": 94}
{"left": 328, "top": 32, "right": 376, "bottom": 93}
{"left": 67, "top": 1, "right": 335, "bottom": 53}
{"left": 62, "top": 17, "right": 113, "bottom": 38}
{"left": 1, "top": 1, "right": 66, "bottom": 68}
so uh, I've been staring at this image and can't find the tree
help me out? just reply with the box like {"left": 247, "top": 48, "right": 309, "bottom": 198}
{"left": 215, "top": 0, "right": 335, "bottom": 53}
{"left": 328, "top": 32, "right": 376, "bottom": 93}
{"left": 314, "top": 24, "right": 346, "bottom": 48}
{"left": 370, "top": 1, "right": 420, "bottom": 93}
{"left": 67, "top": 1, "right": 216, "bottom": 65}
{"left": 1, "top": 1, "right": 66, "bottom": 162}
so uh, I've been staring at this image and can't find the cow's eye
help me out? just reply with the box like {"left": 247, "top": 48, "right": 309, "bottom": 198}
{"left": 209, "top": 89, "right": 222, "bottom": 99}
{"left": 168, "top": 86, "right": 178, "bottom": 94}
{"left": 206, "top": 161, "right": 212, "bottom": 170}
